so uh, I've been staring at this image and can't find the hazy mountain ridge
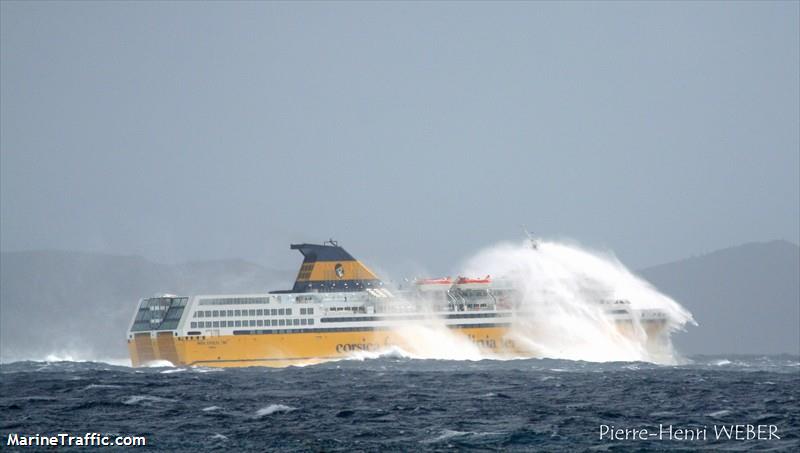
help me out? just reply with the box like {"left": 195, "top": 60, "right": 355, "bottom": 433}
{"left": 639, "top": 240, "right": 799, "bottom": 355}
{"left": 1, "top": 241, "right": 798, "bottom": 361}
{"left": 0, "top": 251, "right": 295, "bottom": 361}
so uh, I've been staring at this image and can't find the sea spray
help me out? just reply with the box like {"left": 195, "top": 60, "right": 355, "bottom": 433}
{"left": 379, "top": 240, "right": 695, "bottom": 364}
{"left": 463, "top": 239, "right": 695, "bottom": 363}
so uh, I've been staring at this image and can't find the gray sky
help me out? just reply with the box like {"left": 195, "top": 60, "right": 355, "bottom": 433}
{"left": 2, "top": 1, "right": 798, "bottom": 276}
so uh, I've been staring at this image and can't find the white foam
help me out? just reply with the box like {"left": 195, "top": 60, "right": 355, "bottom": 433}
{"left": 81, "top": 384, "right": 122, "bottom": 391}
{"left": 191, "top": 366, "right": 225, "bottom": 373}
{"left": 461, "top": 240, "right": 694, "bottom": 364}
{"left": 423, "top": 429, "right": 503, "bottom": 444}
{"left": 202, "top": 406, "right": 222, "bottom": 412}
{"left": 423, "top": 429, "right": 471, "bottom": 443}
{"left": 2, "top": 353, "right": 133, "bottom": 367}
{"left": 353, "top": 240, "right": 695, "bottom": 365}
{"left": 388, "top": 324, "right": 488, "bottom": 361}
{"left": 142, "top": 360, "right": 175, "bottom": 368}
{"left": 254, "top": 404, "right": 296, "bottom": 417}
{"left": 122, "top": 395, "right": 176, "bottom": 405}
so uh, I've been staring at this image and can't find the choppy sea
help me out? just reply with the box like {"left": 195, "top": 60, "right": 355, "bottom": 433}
{"left": 1, "top": 355, "right": 798, "bottom": 451}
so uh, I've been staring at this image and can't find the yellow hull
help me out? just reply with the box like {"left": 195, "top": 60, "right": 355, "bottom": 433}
{"left": 128, "top": 320, "right": 668, "bottom": 368}
{"left": 128, "top": 325, "right": 519, "bottom": 368}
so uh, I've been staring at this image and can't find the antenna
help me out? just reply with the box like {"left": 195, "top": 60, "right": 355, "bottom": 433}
{"left": 521, "top": 226, "right": 539, "bottom": 250}
{"left": 325, "top": 238, "right": 339, "bottom": 247}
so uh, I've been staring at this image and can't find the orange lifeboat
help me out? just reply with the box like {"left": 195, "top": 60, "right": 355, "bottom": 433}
{"left": 415, "top": 277, "right": 453, "bottom": 292}
{"left": 455, "top": 275, "right": 491, "bottom": 285}
{"left": 416, "top": 277, "right": 453, "bottom": 285}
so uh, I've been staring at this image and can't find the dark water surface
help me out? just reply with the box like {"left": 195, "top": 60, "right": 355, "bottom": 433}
{"left": 1, "top": 355, "right": 798, "bottom": 451}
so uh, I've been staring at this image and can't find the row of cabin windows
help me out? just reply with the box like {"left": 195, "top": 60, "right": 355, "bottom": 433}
{"left": 193, "top": 307, "right": 315, "bottom": 318}
{"left": 199, "top": 297, "right": 270, "bottom": 305}
{"left": 190, "top": 318, "right": 315, "bottom": 329}
{"left": 329, "top": 306, "right": 365, "bottom": 313}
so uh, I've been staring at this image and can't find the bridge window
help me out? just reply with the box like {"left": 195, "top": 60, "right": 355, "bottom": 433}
{"left": 279, "top": 319, "right": 286, "bottom": 326}
{"left": 249, "top": 309, "right": 256, "bottom": 316}
{"left": 191, "top": 322, "right": 197, "bottom": 328}
{"left": 212, "top": 310, "right": 219, "bottom": 317}
{"left": 271, "top": 309, "right": 277, "bottom": 316}
{"left": 278, "top": 308, "right": 285, "bottom": 316}
{"left": 205, "top": 310, "right": 211, "bottom": 317}
{"left": 287, "top": 309, "right": 292, "bottom": 316}
{"left": 220, "top": 311, "right": 226, "bottom": 317}
{"left": 213, "top": 321, "right": 219, "bottom": 328}
{"left": 293, "top": 319, "right": 300, "bottom": 326}
{"left": 257, "top": 309, "right": 263, "bottom": 316}
{"left": 271, "top": 320, "right": 278, "bottom": 326}
{"left": 235, "top": 310, "right": 241, "bottom": 317}
{"left": 227, "top": 310, "right": 233, "bottom": 316}
{"left": 257, "top": 320, "right": 263, "bottom": 326}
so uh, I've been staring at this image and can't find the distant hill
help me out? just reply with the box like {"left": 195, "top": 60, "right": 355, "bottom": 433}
{"left": 0, "top": 251, "right": 294, "bottom": 361}
{"left": 638, "top": 240, "right": 800, "bottom": 355}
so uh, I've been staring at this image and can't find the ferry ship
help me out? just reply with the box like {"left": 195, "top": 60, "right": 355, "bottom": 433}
{"left": 127, "top": 241, "right": 668, "bottom": 367}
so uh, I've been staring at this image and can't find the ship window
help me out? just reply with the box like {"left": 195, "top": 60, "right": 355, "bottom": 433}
{"left": 196, "top": 312, "right": 202, "bottom": 318}
{"left": 212, "top": 310, "right": 219, "bottom": 317}
{"left": 191, "top": 322, "right": 197, "bottom": 328}
{"left": 220, "top": 311, "right": 227, "bottom": 317}
{"left": 235, "top": 320, "right": 242, "bottom": 327}
{"left": 257, "top": 309, "right": 263, "bottom": 316}
{"left": 293, "top": 319, "right": 300, "bottom": 326}
{"left": 270, "top": 309, "right": 276, "bottom": 316}
{"left": 278, "top": 308, "right": 285, "bottom": 316}
{"left": 213, "top": 321, "right": 220, "bottom": 328}
{"left": 205, "top": 311, "right": 212, "bottom": 317}
{"left": 309, "top": 319, "right": 314, "bottom": 325}
{"left": 235, "top": 310, "right": 242, "bottom": 317}
{"left": 227, "top": 321, "right": 234, "bottom": 327}
{"left": 249, "top": 320, "right": 256, "bottom": 327}
{"left": 249, "top": 309, "right": 255, "bottom": 316}
{"left": 279, "top": 319, "right": 286, "bottom": 326}
{"left": 271, "top": 319, "right": 278, "bottom": 326}
{"left": 257, "top": 320, "right": 263, "bottom": 327}
{"left": 287, "top": 309, "right": 292, "bottom": 316}
{"left": 308, "top": 308, "right": 314, "bottom": 315}
{"left": 300, "top": 319, "right": 307, "bottom": 326}
{"left": 300, "top": 308, "right": 306, "bottom": 315}
{"left": 227, "top": 310, "right": 233, "bottom": 316}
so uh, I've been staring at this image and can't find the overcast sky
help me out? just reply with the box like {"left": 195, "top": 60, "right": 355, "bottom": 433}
{"left": 1, "top": 1, "right": 798, "bottom": 275}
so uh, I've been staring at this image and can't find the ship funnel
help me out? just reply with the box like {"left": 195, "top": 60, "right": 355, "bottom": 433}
{"left": 289, "top": 242, "right": 382, "bottom": 292}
